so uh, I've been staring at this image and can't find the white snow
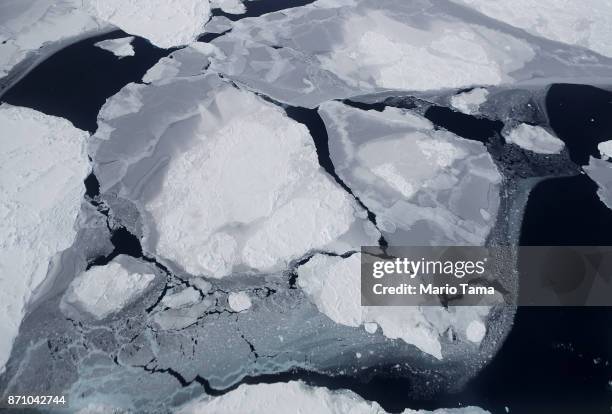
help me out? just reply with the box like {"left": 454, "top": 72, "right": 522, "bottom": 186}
{"left": 175, "top": 381, "right": 490, "bottom": 414}
{"left": 228, "top": 291, "right": 252, "bottom": 312}
{"left": 598, "top": 140, "right": 612, "bottom": 160}
{"left": 466, "top": 320, "right": 487, "bottom": 343}
{"left": 84, "top": 0, "right": 211, "bottom": 48}
{"left": 0, "top": 104, "right": 89, "bottom": 374}
{"left": 144, "top": 85, "right": 363, "bottom": 278}
{"left": 0, "top": 0, "right": 107, "bottom": 77}
{"left": 503, "top": 123, "right": 565, "bottom": 154}
{"left": 94, "top": 36, "right": 135, "bottom": 57}
{"left": 297, "top": 253, "right": 490, "bottom": 359}
{"left": 450, "top": 0, "right": 612, "bottom": 57}
{"left": 62, "top": 257, "right": 155, "bottom": 319}
{"left": 450, "top": 88, "right": 489, "bottom": 115}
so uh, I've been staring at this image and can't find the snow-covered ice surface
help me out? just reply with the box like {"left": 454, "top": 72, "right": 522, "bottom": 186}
{"left": 584, "top": 157, "right": 612, "bottom": 211}
{"left": 92, "top": 64, "right": 377, "bottom": 278}
{"left": 449, "top": 0, "right": 612, "bottom": 58}
{"left": 94, "top": 36, "right": 135, "bottom": 58}
{"left": 0, "top": 0, "right": 108, "bottom": 79}
{"left": 450, "top": 88, "right": 489, "bottom": 115}
{"left": 207, "top": 0, "right": 612, "bottom": 108}
{"left": 228, "top": 291, "right": 252, "bottom": 312}
{"left": 84, "top": 0, "right": 211, "bottom": 49}
{"left": 319, "top": 101, "right": 502, "bottom": 246}
{"left": 598, "top": 140, "right": 612, "bottom": 160}
{"left": 176, "top": 381, "right": 490, "bottom": 414}
{"left": 503, "top": 123, "right": 565, "bottom": 154}
{"left": 210, "top": 0, "right": 246, "bottom": 15}
{"left": 61, "top": 255, "right": 156, "bottom": 320}
{"left": 298, "top": 253, "right": 490, "bottom": 359}
{"left": 0, "top": 103, "right": 89, "bottom": 373}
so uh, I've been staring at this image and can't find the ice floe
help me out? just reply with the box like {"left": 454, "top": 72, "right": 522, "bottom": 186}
{"left": 584, "top": 157, "right": 612, "bottom": 211}
{"left": 61, "top": 255, "right": 156, "bottom": 320}
{"left": 84, "top": 0, "right": 211, "bottom": 48}
{"left": 450, "top": 88, "right": 489, "bottom": 115}
{"left": 209, "top": 0, "right": 536, "bottom": 106}
{"left": 598, "top": 140, "right": 612, "bottom": 160}
{"left": 319, "top": 101, "right": 502, "bottom": 246}
{"left": 450, "top": 0, "right": 612, "bottom": 57}
{"left": 298, "top": 253, "right": 490, "bottom": 359}
{"left": 162, "top": 286, "right": 201, "bottom": 309}
{"left": 0, "top": 104, "right": 89, "bottom": 373}
{"left": 176, "top": 381, "right": 490, "bottom": 414}
{"left": 90, "top": 73, "right": 377, "bottom": 279}
{"left": 503, "top": 123, "right": 565, "bottom": 154}
{"left": 228, "top": 291, "right": 252, "bottom": 312}
{"left": 94, "top": 36, "right": 135, "bottom": 57}
{"left": 0, "top": 0, "right": 107, "bottom": 78}
{"left": 210, "top": 0, "right": 246, "bottom": 15}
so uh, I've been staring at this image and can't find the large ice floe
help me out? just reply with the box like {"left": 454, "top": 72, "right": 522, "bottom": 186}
{"left": 0, "top": 104, "right": 89, "bottom": 374}
{"left": 207, "top": 0, "right": 612, "bottom": 108}
{"left": 0, "top": 0, "right": 108, "bottom": 79}
{"left": 298, "top": 253, "right": 490, "bottom": 359}
{"left": 450, "top": 0, "right": 612, "bottom": 58}
{"left": 92, "top": 57, "right": 377, "bottom": 278}
{"left": 83, "top": 0, "right": 211, "bottom": 49}
{"left": 61, "top": 255, "right": 157, "bottom": 320}
{"left": 319, "top": 101, "right": 502, "bottom": 246}
{"left": 176, "top": 381, "right": 490, "bottom": 414}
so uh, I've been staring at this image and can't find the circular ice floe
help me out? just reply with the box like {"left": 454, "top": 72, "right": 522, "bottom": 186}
{"left": 228, "top": 291, "right": 252, "bottom": 312}
{"left": 466, "top": 320, "right": 487, "bottom": 343}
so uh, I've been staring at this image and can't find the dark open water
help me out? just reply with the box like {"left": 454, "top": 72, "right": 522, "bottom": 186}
{"left": 2, "top": 22, "right": 612, "bottom": 414}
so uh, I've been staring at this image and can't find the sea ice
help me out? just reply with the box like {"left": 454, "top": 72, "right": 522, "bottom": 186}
{"left": 210, "top": 0, "right": 246, "bottom": 14}
{"left": 176, "top": 381, "right": 491, "bottom": 414}
{"left": 94, "top": 36, "right": 135, "bottom": 58}
{"left": 0, "top": 104, "right": 89, "bottom": 373}
{"left": 61, "top": 256, "right": 156, "bottom": 320}
{"left": 84, "top": 0, "right": 211, "bottom": 48}
{"left": 584, "top": 156, "right": 612, "bottom": 211}
{"left": 450, "top": 88, "right": 489, "bottom": 115}
{"left": 209, "top": 0, "right": 535, "bottom": 106}
{"left": 228, "top": 291, "right": 252, "bottom": 312}
{"left": 503, "top": 123, "right": 565, "bottom": 154}
{"left": 450, "top": 0, "right": 612, "bottom": 57}
{"left": 298, "top": 253, "right": 490, "bottom": 359}
{"left": 597, "top": 140, "right": 612, "bottom": 160}
{"left": 0, "top": 0, "right": 107, "bottom": 78}
{"left": 319, "top": 101, "right": 502, "bottom": 246}
{"left": 91, "top": 73, "right": 376, "bottom": 279}
{"left": 162, "top": 286, "right": 201, "bottom": 309}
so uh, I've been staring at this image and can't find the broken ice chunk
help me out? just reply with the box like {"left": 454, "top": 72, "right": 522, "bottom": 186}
{"left": 61, "top": 255, "right": 156, "bottom": 320}
{"left": 319, "top": 101, "right": 501, "bottom": 246}
{"left": 466, "top": 320, "right": 487, "bottom": 343}
{"left": 584, "top": 156, "right": 612, "bottom": 211}
{"left": 0, "top": 103, "right": 89, "bottom": 374}
{"left": 503, "top": 123, "right": 565, "bottom": 154}
{"left": 297, "top": 253, "right": 490, "bottom": 359}
{"left": 175, "top": 381, "right": 491, "bottom": 414}
{"left": 598, "top": 140, "right": 612, "bottom": 160}
{"left": 162, "top": 287, "right": 201, "bottom": 309}
{"left": 84, "top": 0, "right": 211, "bottom": 48}
{"left": 210, "top": 0, "right": 246, "bottom": 14}
{"left": 450, "top": 88, "right": 489, "bottom": 115}
{"left": 228, "top": 291, "right": 252, "bottom": 312}
{"left": 94, "top": 36, "right": 135, "bottom": 57}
